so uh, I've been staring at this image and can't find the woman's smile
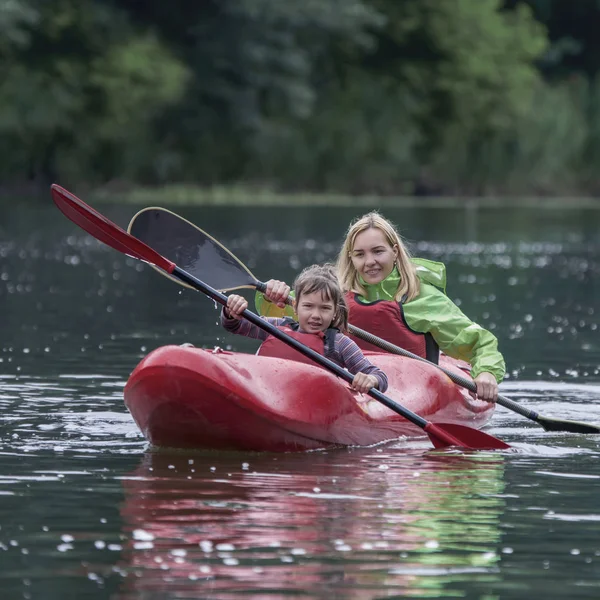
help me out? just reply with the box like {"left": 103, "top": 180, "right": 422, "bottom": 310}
{"left": 351, "top": 228, "right": 398, "bottom": 284}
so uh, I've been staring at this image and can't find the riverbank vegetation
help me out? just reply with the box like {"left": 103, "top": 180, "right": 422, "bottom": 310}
{"left": 2, "top": 0, "right": 600, "bottom": 198}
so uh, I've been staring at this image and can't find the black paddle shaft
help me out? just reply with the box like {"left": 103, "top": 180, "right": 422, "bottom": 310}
{"left": 256, "top": 281, "right": 509, "bottom": 401}
{"left": 346, "top": 325, "right": 600, "bottom": 434}
{"left": 255, "top": 280, "right": 600, "bottom": 434}
{"left": 174, "top": 267, "right": 430, "bottom": 428}
{"left": 251, "top": 278, "right": 542, "bottom": 418}
{"left": 348, "top": 326, "right": 532, "bottom": 412}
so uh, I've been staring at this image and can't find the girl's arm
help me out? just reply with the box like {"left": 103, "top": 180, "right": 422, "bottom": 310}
{"left": 221, "top": 295, "right": 287, "bottom": 341}
{"left": 335, "top": 334, "right": 389, "bottom": 393}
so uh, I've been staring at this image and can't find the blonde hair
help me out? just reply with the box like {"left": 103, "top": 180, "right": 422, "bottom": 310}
{"left": 336, "top": 211, "right": 420, "bottom": 302}
{"left": 293, "top": 264, "right": 349, "bottom": 332}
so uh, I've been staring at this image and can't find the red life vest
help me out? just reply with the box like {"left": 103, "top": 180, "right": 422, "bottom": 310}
{"left": 257, "top": 318, "right": 337, "bottom": 367}
{"left": 346, "top": 292, "right": 439, "bottom": 362}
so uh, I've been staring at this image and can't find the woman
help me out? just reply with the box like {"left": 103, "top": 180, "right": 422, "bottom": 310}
{"left": 258, "top": 212, "right": 505, "bottom": 402}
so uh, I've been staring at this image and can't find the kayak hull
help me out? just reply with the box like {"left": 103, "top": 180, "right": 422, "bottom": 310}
{"left": 124, "top": 345, "right": 494, "bottom": 451}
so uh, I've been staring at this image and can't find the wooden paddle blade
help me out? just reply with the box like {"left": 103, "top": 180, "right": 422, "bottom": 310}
{"left": 128, "top": 207, "right": 258, "bottom": 292}
{"left": 425, "top": 422, "right": 511, "bottom": 450}
{"left": 51, "top": 185, "right": 176, "bottom": 273}
{"left": 536, "top": 416, "right": 600, "bottom": 434}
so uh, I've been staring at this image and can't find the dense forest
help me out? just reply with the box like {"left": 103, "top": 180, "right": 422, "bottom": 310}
{"left": 2, "top": 0, "right": 600, "bottom": 197}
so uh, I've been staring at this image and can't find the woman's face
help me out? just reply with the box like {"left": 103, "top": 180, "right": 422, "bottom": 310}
{"left": 350, "top": 227, "right": 398, "bottom": 284}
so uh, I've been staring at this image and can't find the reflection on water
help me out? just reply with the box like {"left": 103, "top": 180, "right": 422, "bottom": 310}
{"left": 115, "top": 449, "right": 505, "bottom": 598}
{"left": 1, "top": 201, "right": 600, "bottom": 598}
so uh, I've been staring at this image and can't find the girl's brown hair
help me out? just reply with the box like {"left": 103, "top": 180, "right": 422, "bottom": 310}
{"left": 293, "top": 264, "right": 349, "bottom": 332}
{"left": 336, "top": 211, "right": 420, "bottom": 302}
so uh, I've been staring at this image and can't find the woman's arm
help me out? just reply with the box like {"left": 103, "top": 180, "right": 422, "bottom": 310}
{"left": 405, "top": 283, "right": 506, "bottom": 383}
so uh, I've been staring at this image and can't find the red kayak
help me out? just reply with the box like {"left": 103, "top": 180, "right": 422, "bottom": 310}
{"left": 124, "top": 345, "right": 494, "bottom": 451}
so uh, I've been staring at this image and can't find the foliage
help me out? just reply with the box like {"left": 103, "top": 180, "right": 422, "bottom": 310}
{"left": 0, "top": 0, "right": 188, "bottom": 183}
{"left": 1, "top": 0, "right": 600, "bottom": 196}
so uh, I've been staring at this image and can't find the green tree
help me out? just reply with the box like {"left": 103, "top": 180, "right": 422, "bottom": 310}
{"left": 362, "top": 0, "right": 547, "bottom": 192}
{"left": 7, "top": 0, "right": 599, "bottom": 196}
{"left": 0, "top": 0, "right": 188, "bottom": 184}
{"left": 115, "top": 0, "right": 384, "bottom": 183}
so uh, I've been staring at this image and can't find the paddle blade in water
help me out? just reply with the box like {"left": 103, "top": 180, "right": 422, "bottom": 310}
{"left": 424, "top": 422, "right": 511, "bottom": 450}
{"left": 128, "top": 207, "right": 258, "bottom": 291}
{"left": 536, "top": 415, "right": 600, "bottom": 434}
{"left": 51, "top": 185, "right": 175, "bottom": 273}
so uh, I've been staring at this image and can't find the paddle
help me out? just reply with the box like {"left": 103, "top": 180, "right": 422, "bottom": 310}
{"left": 51, "top": 185, "right": 509, "bottom": 451}
{"left": 128, "top": 207, "right": 600, "bottom": 435}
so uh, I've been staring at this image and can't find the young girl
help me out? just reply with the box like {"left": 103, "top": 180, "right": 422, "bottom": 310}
{"left": 222, "top": 264, "right": 388, "bottom": 394}
{"left": 258, "top": 212, "right": 505, "bottom": 402}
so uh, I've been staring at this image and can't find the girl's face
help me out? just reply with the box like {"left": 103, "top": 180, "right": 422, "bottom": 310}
{"left": 294, "top": 290, "right": 336, "bottom": 333}
{"left": 350, "top": 227, "right": 398, "bottom": 284}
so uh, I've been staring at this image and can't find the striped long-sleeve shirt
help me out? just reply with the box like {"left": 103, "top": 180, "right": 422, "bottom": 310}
{"left": 221, "top": 310, "right": 388, "bottom": 392}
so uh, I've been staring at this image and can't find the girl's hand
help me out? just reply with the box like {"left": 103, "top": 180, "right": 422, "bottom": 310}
{"left": 264, "top": 279, "right": 291, "bottom": 308}
{"left": 474, "top": 372, "right": 498, "bottom": 402}
{"left": 225, "top": 294, "right": 248, "bottom": 320}
{"left": 351, "top": 372, "right": 378, "bottom": 394}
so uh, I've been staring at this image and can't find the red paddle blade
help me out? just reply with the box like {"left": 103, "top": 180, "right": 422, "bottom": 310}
{"left": 51, "top": 185, "right": 175, "bottom": 273}
{"left": 424, "top": 422, "right": 510, "bottom": 450}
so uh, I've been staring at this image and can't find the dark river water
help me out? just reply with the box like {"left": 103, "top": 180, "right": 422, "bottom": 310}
{"left": 1, "top": 198, "right": 600, "bottom": 599}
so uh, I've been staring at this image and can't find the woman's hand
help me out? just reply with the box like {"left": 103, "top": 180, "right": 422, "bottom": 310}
{"left": 225, "top": 294, "right": 248, "bottom": 320}
{"left": 351, "top": 372, "right": 378, "bottom": 394}
{"left": 474, "top": 372, "right": 498, "bottom": 402}
{"left": 264, "top": 279, "right": 291, "bottom": 308}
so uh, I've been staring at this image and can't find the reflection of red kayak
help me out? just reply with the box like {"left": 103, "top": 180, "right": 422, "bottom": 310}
{"left": 115, "top": 451, "right": 504, "bottom": 598}
{"left": 124, "top": 346, "right": 494, "bottom": 451}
